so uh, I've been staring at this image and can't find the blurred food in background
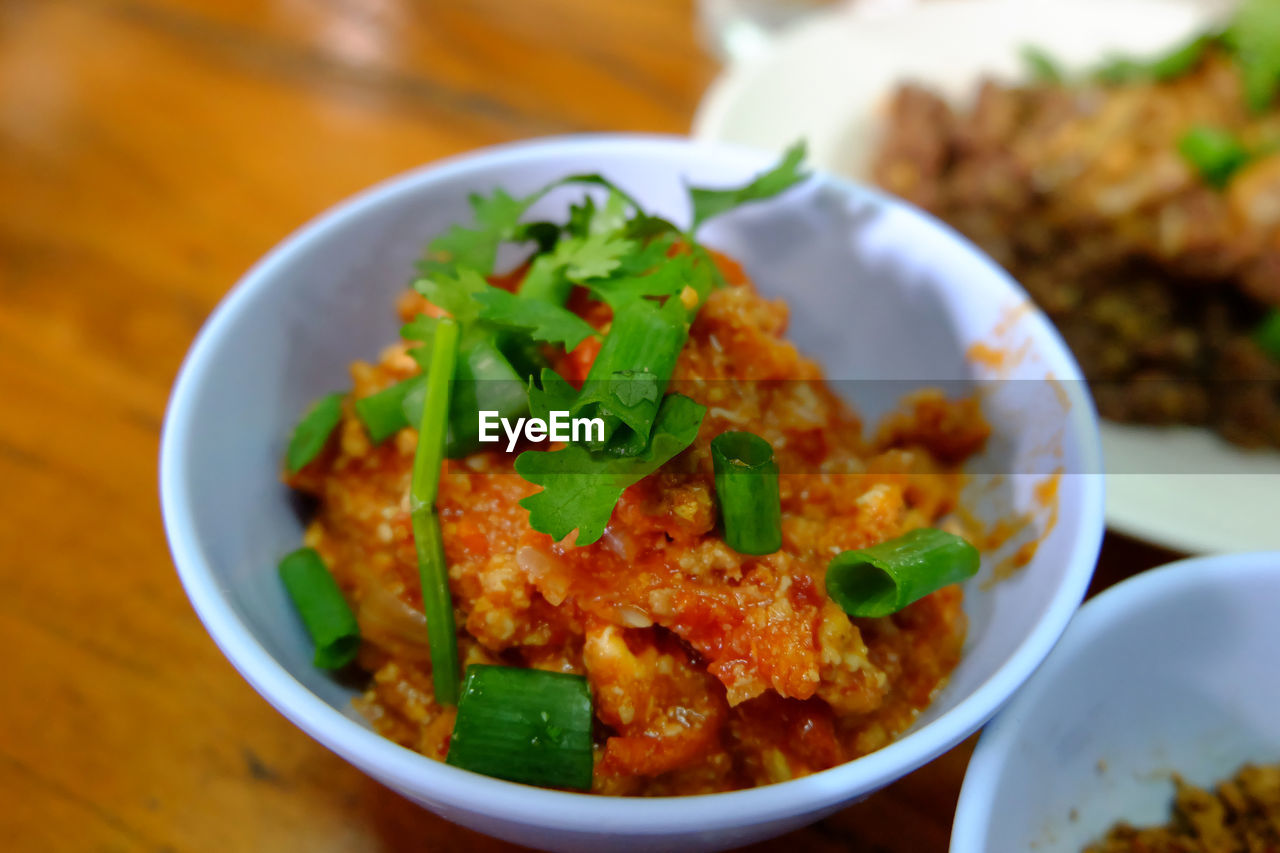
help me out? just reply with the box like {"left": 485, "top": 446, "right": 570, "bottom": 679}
{"left": 874, "top": 0, "right": 1280, "bottom": 449}
{"left": 698, "top": 0, "right": 852, "bottom": 60}
{"left": 1084, "top": 762, "right": 1280, "bottom": 852}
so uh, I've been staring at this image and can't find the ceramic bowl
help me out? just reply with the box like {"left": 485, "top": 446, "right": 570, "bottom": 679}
{"left": 160, "top": 134, "right": 1104, "bottom": 852}
{"left": 952, "top": 552, "right": 1280, "bottom": 852}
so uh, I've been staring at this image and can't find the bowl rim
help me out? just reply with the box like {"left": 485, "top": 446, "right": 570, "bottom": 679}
{"left": 160, "top": 132, "right": 1104, "bottom": 836}
{"left": 950, "top": 550, "right": 1280, "bottom": 852}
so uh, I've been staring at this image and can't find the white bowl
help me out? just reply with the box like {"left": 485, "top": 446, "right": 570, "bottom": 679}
{"left": 160, "top": 134, "right": 1104, "bottom": 852}
{"left": 952, "top": 552, "right": 1280, "bottom": 852}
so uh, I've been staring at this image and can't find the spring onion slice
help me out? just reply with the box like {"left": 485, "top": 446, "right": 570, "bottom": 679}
{"left": 285, "top": 392, "right": 345, "bottom": 473}
{"left": 446, "top": 665, "right": 594, "bottom": 791}
{"left": 1256, "top": 308, "right": 1280, "bottom": 361}
{"left": 711, "top": 431, "right": 782, "bottom": 555}
{"left": 825, "top": 528, "right": 980, "bottom": 619}
{"left": 278, "top": 547, "right": 361, "bottom": 669}
{"left": 410, "top": 317, "right": 461, "bottom": 704}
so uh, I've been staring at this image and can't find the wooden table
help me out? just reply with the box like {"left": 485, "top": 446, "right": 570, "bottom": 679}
{"left": 0, "top": 1, "right": 1183, "bottom": 849}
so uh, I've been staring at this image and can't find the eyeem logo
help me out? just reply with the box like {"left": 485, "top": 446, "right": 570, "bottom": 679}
{"left": 478, "top": 411, "right": 606, "bottom": 452}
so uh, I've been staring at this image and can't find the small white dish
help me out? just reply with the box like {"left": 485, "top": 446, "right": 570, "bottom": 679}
{"left": 692, "top": 0, "right": 1280, "bottom": 554}
{"left": 160, "top": 134, "right": 1103, "bottom": 852}
{"left": 952, "top": 551, "right": 1280, "bottom": 852}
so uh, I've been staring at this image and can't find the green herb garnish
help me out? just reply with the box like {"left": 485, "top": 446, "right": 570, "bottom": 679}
{"left": 826, "top": 528, "right": 980, "bottom": 618}
{"left": 278, "top": 547, "right": 361, "bottom": 669}
{"left": 1178, "top": 125, "right": 1256, "bottom": 188}
{"left": 1255, "top": 308, "right": 1280, "bottom": 361}
{"left": 515, "top": 393, "right": 707, "bottom": 545}
{"left": 1093, "top": 34, "right": 1213, "bottom": 85}
{"left": 688, "top": 141, "right": 809, "bottom": 231}
{"left": 1021, "top": 45, "right": 1064, "bottom": 84}
{"left": 1223, "top": 0, "right": 1280, "bottom": 112}
{"left": 445, "top": 665, "right": 594, "bottom": 790}
{"left": 285, "top": 391, "right": 345, "bottom": 473}
{"left": 711, "top": 431, "right": 782, "bottom": 556}
{"left": 410, "top": 317, "right": 462, "bottom": 704}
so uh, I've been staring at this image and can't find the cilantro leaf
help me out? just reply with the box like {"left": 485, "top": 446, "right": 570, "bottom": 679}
{"left": 472, "top": 288, "right": 599, "bottom": 350}
{"left": 554, "top": 233, "right": 638, "bottom": 280}
{"left": 421, "top": 188, "right": 536, "bottom": 276}
{"left": 688, "top": 141, "right": 810, "bottom": 231}
{"left": 412, "top": 269, "right": 489, "bottom": 326}
{"left": 401, "top": 313, "right": 440, "bottom": 368}
{"left": 514, "top": 393, "right": 706, "bottom": 544}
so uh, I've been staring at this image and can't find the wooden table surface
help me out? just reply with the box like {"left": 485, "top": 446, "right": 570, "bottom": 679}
{"left": 0, "top": 1, "right": 1184, "bottom": 849}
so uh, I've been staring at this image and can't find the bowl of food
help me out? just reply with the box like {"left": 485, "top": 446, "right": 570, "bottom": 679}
{"left": 160, "top": 134, "right": 1103, "bottom": 852}
{"left": 951, "top": 551, "right": 1280, "bottom": 852}
{"left": 693, "top": 0, "right": 1280, "bottom": 554}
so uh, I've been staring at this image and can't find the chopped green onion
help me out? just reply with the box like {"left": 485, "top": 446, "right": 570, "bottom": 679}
{"left": 1178, "top": 125, "right": 1255, "bottom": 188}
{"left": 825, "top": 528, "right": 980, "bottom": 618}
{"left": 446, "top": 665, "right": 594, "bottom": 791}
{"left": 285, "top": 392, "right": 345, "bottom": 473}
{"left": 354, "top": 376, "right": 420, "bottom": 443}
{"left": 410, "top": 317, "right": 462, "bottom": 704}
{"left": 403, "top": 338, "right": 531, "bottom": 459}
{"left": 278, "top": 547, "right": 361, "bottom": 669}
{"left": 711, "top": 431, "right": 782, "bottom": 556}
{"left": 1021, "top": 45, "right": 1064, "bottom": 83}
{"left": 412, "top": 510, "right": 459, "bottom": 704}
{"left": 1255, "top": 308, "right": 1280, "bottom": 361}
{"left": 572, "top": 296, "right": 689, "bottom": 452}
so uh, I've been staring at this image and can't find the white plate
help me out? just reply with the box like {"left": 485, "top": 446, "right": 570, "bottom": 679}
{"left": 693, "top": 0, "right": 1280, "bottom": 554}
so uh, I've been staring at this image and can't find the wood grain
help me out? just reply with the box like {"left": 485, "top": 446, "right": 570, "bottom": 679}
{"left": 0, "top": 1, "right": 1177, "bottom": 849}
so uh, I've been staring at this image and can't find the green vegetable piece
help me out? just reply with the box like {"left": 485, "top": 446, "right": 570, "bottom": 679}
{"left": 1255, "top": 308, "right": 1280, "bottom": 361}
{"left": 472, "top": 287, "right": 599, "bottom": 350}
{"left": 410, "top": 318, "right": 462, "bottom": 704}
{"left": 421, "top": 188, "right": 535, "bottom": 277}
{"left": 527, "top": 367, "right": 581, "bottom": 424}
{"left": 412, "top": 509, "right": 459, "bottom": 705}
{"left": 515, "top": 393, "right": 707, "bottom": 545}
{"left": 1178, "top": 125, "right": 1255, "bottom": 188}
{"left": 688, "top": 140, "right": 810, "bottom": 231}
{"left": 826, "top": 528, "right": 981, "bottom": 619}
{"left": 404, "top": 338, "right": 531, "bottom": 458}
{"left": 1224, "top": 0, "right": 1280, "bottom": 112}
{"left": 354, "top": 376, "right": 420, "bottom": 443}
{"left": 285, "top": 391, "right": 345, "bottom": 473}
{"left": 413, "top": 269, "right": 489, "bottom": 327}
{"left": 1148, "top": 35, "right": 1212, "bottom": 80}
{"left": 711, "top": 431, "right": 782, "bottom": 555}
{"left": 278, "top": 547, "right": 361, "bottom": 669}
{"left": 446, "top": 665, "right": 594, "bottom": 791}
{"left": 1021, "top": 45, "right": 1064, "bottom": 83}
{"left": 571, "top": 296, "right": 690, "bottom": 450}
